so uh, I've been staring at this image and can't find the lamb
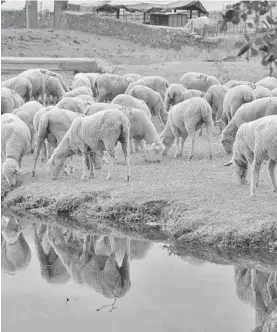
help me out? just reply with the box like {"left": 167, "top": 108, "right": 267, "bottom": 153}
{"left": 125, "top": 76, "right": 169, "bottom": 100}
{"left": 224, "top": 80, "right": 254, "bottom": 89}
{"left": 45, "top": 76, "right": 66, "bottom": 105}
{"left": 1, "top": 76, "right": 32, "bottom": 102}
{"left": 160, "top": 97, "right": 213, "bottom": 160}
{"left": 32, "top": 108, "right": 85, "bottom": 177}
{"left": 1, "top": 113, "right": 31, "bottom": 186}
{"left": 94, "top": 74, "right": 134, "bottom": 102}
{"left": 63, "top": 86, "right": 93, "bottom": 98}
{"left": 218, "top": 85, "right": 255, "bottom": 130}
{"left": 47, "top": 109, "right": 131, "bottom": 182}
{"left": 128, "top": 85, "right": 168, "bottom": 128}
{"left": 255, "top": 77, "right": 277, "bottom": 90}
{"left": 1, "top": 88, "right": 24, "bottom": 114}
{"left": 223, "top": 115, "right": 277, "bottom": 197}
{"left": 253, "top": 86, "right": 271, "bottom": 99}
{"left": 205, "top": 84, "right": 228, "bottom": 127}
{"left": 56, "top": 97, "right": 89, "bottom": 114}
{"left": 12, "top": 101, "right": 44, "bottom": 152}
{"left": 71, "top": 73, "right": 91, "bottom": 90}
{"left": 220, "top": 97, "right": 277, "bottom": 155}
{"left": 180, "top": 72, "right": 220, "bottom": 92}
{"left": 272, "top": 88, "right": 277, "bottom": 97}
{"left": 111, "top": 94, "right": 151, "bottom": 118}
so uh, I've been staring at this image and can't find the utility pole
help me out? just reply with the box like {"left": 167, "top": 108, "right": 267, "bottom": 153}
{"left": 26, "top": 0, "right": 38, "bottom": 29}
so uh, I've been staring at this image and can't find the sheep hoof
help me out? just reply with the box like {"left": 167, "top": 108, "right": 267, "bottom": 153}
{"left": 188, "top": 155, "right": 193, "bottom": 160}
{"left": 32, "top": 171, "right": 36, "bottom": 178}
{"left": 209, "top": 155, "right": 213, "bottom": 160}
{"left": 125, "top": 176, "right": 130, "bottom": 182}
{"left": 81, "top": 175, "right": 87, "bottom": 181}
{"left": 106, "top": 175, "right": 111, "bottom": 181}
{"left": 174, "top": 153, "right": 180, "bottom": 159}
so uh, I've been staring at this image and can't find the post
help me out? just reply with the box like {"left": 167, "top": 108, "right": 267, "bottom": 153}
{"left": 26, "top": 0, "right": 38, "bottom": 29}
{"left": 54, "top": 0, "right": 68, "bottom": 28}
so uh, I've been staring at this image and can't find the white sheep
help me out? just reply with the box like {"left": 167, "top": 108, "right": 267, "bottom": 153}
{"left": 272, "top": 88, "right": 277, "bottom": 97}
{"left": 223, "top": 115, "right": 277, "bottom": 197}
{"left": 218, "top": 85, "right": 255, "bottom": 130}
{"left": 47, "top": 109, "right": 131, "bottom": 182}
{"left": 253, "top": 86, "right": 272, "bottom": 99}
{"left": 56, "top": 97, "right": 88, "bottom": 114}
{"left": 45, "top": 76, "right": 66, "bottom": 105}
{"left": 180, "top": 72, "right": 220, "bottom": 92}
{"left": 205, "top": 84, "right": 228, "bottom": 128}
{"left": 220, "top": 97, "right": 277, "bottom": 155}
{"left": 160, "top": 97, "right": 213, "bottom": 160}
{"left": 164, "top": 84, "right": 187, "bottom": 112}
{"left": 128, "top": 85, "right": 168, "bottom": 128}
{"left": 1, "top": 76, "right": 32, "bottom": 102}
{"left": 111, "top": 94, "right": 151, "bottom": 118}
{"left": 1, "top": 113, "right": 31, "bottom": 186}
{"left": 1, "top": 88, "right": 24, "bottom": 114}
{"left": 63, "top": 86, "right": 93, "bottom": 98}
{"left": 32, "top": 108, "right": 85, "bottom": 177}
{"left": 224, "top": 80, "right": 254, "bottom": 89}
{"left": 12, "top": 101, "right": 44, "bottom": 153}
{"left": 255, "top": 77, "right": 277, "bottom": 90}
{"left": 94, "top": 74, "right": 134, "bottom": 102}
{"left": 125, "top": 76, "right": 169, "bottom": 100}
{"left": 71, "top": 73, "right": 91, "bottom": 90}
{"left": 74, "top": 94, "right": 95, "bottom": 103}
{"left": 83, "top": 102, "right": 119, "bottom": 116}
{"left": 85, "top": 73, "right": 102, "bottom": 96}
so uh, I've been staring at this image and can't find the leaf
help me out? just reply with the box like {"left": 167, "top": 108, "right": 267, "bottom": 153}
{"left": 258, "top": 27, "right": 268, "bottom": 33}
{"left": 266, "top": 15, "right": 276, "bottom": 25}
{"left": 244, "top": 33, "right": 251, "bottom": 42}
{"left": 254, "top": 37, "right": 263, "bottom": 45}
{"left": 241, "top": 13, "right": 247, "bottom": 21}
{"left": 262, "top": 54, "right": 272, "bottom": 65}
{"left": 224, "top": 9, "right": 237, "bottom": 22}
{"left": 251, "top": 47, "right": 259, "bottom": 56}
{"left": 237, "top": 41, "right": 252, "bottom": 56}
{"left": 259, "top": 7, "right": 267, "bottom": 15}
{"left": 232, "top": 17, "right": 240, "bottom": 25}
{"left": 235, "top": 41, "right": 244, "bottom": 48}
{"left": 247, "top": 22, "right": 254, "bottom": 28}
{"left": 263, "top": 34, "right": 273, "bottom": 44}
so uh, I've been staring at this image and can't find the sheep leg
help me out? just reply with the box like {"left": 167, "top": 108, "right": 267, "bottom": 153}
{"left": 250, "top": 159, "right": 262, "bottom": 197}
{"left": 188, "top": 132, "right": 196, "bottom": 160}
{"left": 105, "top": 153, "right": 115, "bottom": 181}
{"left": 32, "top": 138, "right": 48, "bottom": 177}
{"left": 69, "top": 155, "right": 75, "bottom": 173}
{"left": 268, "top": 159, "right": 277, "bottom": 193}
{"left": 41, "top": 82, "right": 46, "bottom": 106}
{"left": 206, "top": 125, "right": 213, "bottom": 160}
{"left": 121, "top": 138, "right": 131, "bottom": 182}
{"left": 199, "top": 127, "right": 203, "bottom": 137}
{"left": 81, "top": 152, "right": 90, "bottom": 181}
{"left": 88, "top": 153, "right": 95, "bottom": 179}
{"left": 178, "top": 135, "right": 187, "bottom": 157}
{"left": 129, "top": 137, "right": 135, "bottom": 154}
{"left": 174, "top": 137, "right": 181, "bottom": 158}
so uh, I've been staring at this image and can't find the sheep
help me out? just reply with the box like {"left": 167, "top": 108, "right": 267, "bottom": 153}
{"left": 47, "top": 109, "right": 131, "bottom": 182}
{"left": 223, "top": 115, "right": 277, "bottom": 197}
{"left": 164, "top": 84, "right": 187, "bottom": 112}
{"left": 1, "top": 88, "right": 24, "bottom": 114}
{"left": 45, "top": 76, "right": 66, "bottom": 105}
{"left": 224, "top": 80, "right": 254, "bottom": 89}
{"left": 160, "top": 97, "right": 213, "bottom": 160}
{"left": 12, "top": 101, "right": 44, "bottom": 153}
{"left": 125, "top": 76, "right": 169, "bottom": 100}
{"left": 1, "top": 76, "right": 32, "bottom": 102}
{"left": 220, "top": 97, "right": 277, "bottom": 155}
{"left": 180, "top": 72, "right": 220, "bottom": 92}
{"left": 74, "top": 94, "right": 95, "bottom": 103}
{"left": 272, "top": 88, "right": 277, "bottom": 97}
{"left": 94, "top": 74, "right": 134, "bottom": 102}
{"left": 255, "top": 77, "right": 277, "bottom": 90}
{"left": 32, "top": 108, "right": 85, "bottom": 177}
{"left": 253, "top": 86, "right": 272, "bottom": 99}
{"left": 63, "top": 86, "right": 93, "bottom": 98}
{"left": 123, "top": 73, "right": 142, "bottom": 82}
{"left": 218, "top": 85, "right": 255, "bottom": 130}
{"left": 1, "top": 113, "right": 31, "bottom": 186}
{"left": 84, "top": 103, "right": 164, "bottom": 161}
{"left": 205, "top": 84, "right": 228, "bottom": 128}
{"left": 56, "top": 97, "right": 89, "bottom": 114}
{"left": 111, "top": 94, "right": 151, "bottom": 119}
{"left": 85, "top": 73, "right": 102, "bottom": 96}
{"left": 71, "top": 73, "right": 91, "bottom": 90}
{"left": 128, "top": 85, "right": 168, "bottom": 128}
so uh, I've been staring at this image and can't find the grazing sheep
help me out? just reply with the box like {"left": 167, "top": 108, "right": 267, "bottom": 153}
{"left": 32, "top": 108, "right": 85, "bottom": 177}
{"left": 224, "top": 80, "right": 254, "bottom": 89}
{"left": 1, "top": 76, "right": 32, "bottom": 102}
{"left": 45, "top": 76, "right": 66, "bottom": 105}
{"left": 123, "top": 73, "right": 142, "bottom": 81}
{"left": 56, "top": 97, "right": 88, "bottom": 114}
{"left": 1, "top": 113, "right": 31, "bottom": 186}
{"left": 223, "top": 115, "right": 277, "bottom": 197}
{"left": 218, "top": 85, "right": 255, "bottom": 130}
{"left": 205, "top": 84, "right": 228, "bottom": 127}
{"left": 83, "top": 102, "right": 120, "bottom": 116}
{"left": 128, "top": 85, "right": 168, "bottom": 127}
{"left": 272, "top": 88, "right": 277, "bottom": 97}
{"left": 164, "top": 84, "right": 187, "bottom": 112}
{"left": 63, "top": 86, "right": 93, "bottom": 98}
{"left": 256, "top": 77, "right": 277, "bottom": 90}
{"left": 94, "top": 74, "right": 134, "bottom": 102}
{"left": 125, "top": 76, "right": 169, "bottom": 100}
{"left": 111, "top": 94, "right": 151, "bottom": 118}
{"left": 47, "top": 109, "right": 131, "bottom": 182}
{"left": 160, "top": 97, "right": 213, "bottom": 160}
{"left": 85, "top": 73, "right": 102, "bottom": 96}
{"left": 1, "top": 88, "right": 24, "bottom": 114}
{"left": 71, "top": 73, "right": 91, "bottom": 90}
{"left": 12, "top": 101, "right": 44, "bottom": 152}
{"left": 220, "top": 97, "right": 277, "bottom": 155}
{"left": 180, "top": 72, "right": 220, "bottom": 92}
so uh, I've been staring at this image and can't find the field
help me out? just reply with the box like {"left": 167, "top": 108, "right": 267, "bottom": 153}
{"left": 1, "top": 28, "right": 277, "bottom": 259}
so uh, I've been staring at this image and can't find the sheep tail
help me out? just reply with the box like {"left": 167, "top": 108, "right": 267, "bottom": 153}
{"left": 93, "top": 78, "right": 99, "bottom": 99}
{"left": 26, "top": 81, "right": 33, "bottom": 102}
{"left": 36, "top": 113, "right": 49, "bottom": 146}
{"left": 120, "top": 116, "right": 130, "bottom": 147}
{"left": 164, "top": 90, "right": 171, "bottom": 112}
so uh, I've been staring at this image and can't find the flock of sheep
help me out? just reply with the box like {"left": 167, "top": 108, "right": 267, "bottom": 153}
{"left": 1, "top": 68, "right": 277, "bottom": 197}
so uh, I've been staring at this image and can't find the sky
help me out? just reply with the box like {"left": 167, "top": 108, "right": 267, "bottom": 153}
{"left": 1, "top": 0, "right": 237, "bottom": 11}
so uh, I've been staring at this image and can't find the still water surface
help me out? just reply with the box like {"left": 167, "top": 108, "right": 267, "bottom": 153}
{"left": 1, "top": 214, "right": 276, "bottom": 332}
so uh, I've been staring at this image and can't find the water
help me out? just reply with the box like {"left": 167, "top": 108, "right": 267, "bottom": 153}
{"left": 1, "top": 213, "right": 276, "bottom": 332}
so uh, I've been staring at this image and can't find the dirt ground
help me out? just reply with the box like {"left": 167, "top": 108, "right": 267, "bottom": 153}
{"left": 1, "top": 28, "right": 277, "bottom": 253}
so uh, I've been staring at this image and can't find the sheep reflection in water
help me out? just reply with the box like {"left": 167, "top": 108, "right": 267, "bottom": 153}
{"left": 1, "top": 214, "right": 31, "bottom": 275}
{"left": 234, "top": 266, "right": 277, "bottom": 332}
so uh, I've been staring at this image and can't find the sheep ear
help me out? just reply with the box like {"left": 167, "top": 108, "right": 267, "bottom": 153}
{"left": 224, "top": 160, "right": 233, "bottom": 167}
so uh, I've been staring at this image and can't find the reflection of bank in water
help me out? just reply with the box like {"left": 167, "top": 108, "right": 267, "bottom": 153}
{"left": 234, "top": 267, "right": 277, "bottom": 332}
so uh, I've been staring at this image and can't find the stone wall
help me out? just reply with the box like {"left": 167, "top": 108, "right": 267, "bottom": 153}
{"left": 57, "top": 11, "right": 221, "bottom": 50}
{"left": 1, "top": 10, "right": 26, "bottom": 29}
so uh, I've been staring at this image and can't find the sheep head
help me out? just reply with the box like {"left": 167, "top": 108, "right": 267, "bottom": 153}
{"left": 224, "top": 158, "right": 248, "bottom": 185}
{"left": 220, "top": 132, "right": 235, "bottom": 155}
{"left": 144, "top": 141, "right": 165, "bottom": 162}
{"left": 2, "top": 158, "right": 20, "bottom": 187}
{"left": 47, "top": 153, "right": 67, "bottom": 180}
